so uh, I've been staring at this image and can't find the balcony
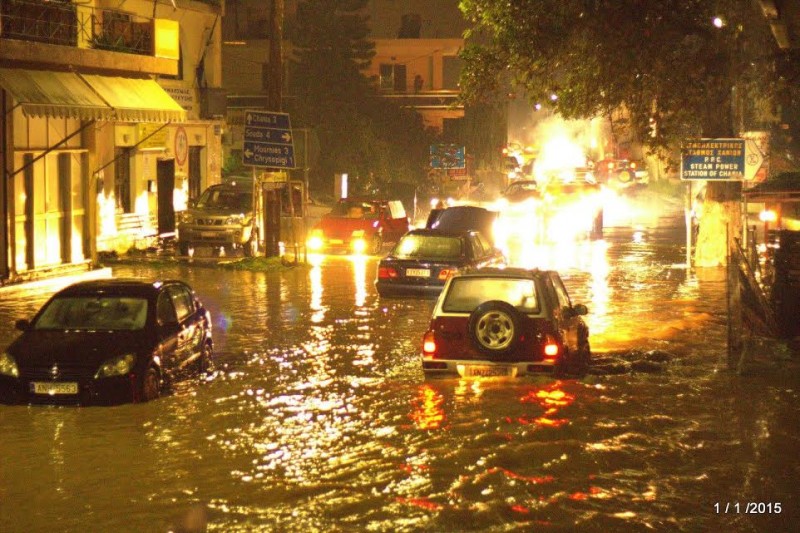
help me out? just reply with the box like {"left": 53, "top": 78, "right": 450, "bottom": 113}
{"left": 0, "top": 0, "right": 154, "bottom": 56}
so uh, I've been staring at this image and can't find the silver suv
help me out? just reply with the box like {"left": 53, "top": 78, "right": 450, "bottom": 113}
{"left": 177, "top": 183, "right": 257, "bottom": 256}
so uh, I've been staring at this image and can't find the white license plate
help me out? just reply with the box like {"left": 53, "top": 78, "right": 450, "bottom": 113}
{"left": 406, "top": 268, "right": 431, "bottom": 277}
{"left": 30, "top": 382, "right": 79, "bottom": 395}
{"left": 199, "top": 231, "right": 218, "bottom": 238}
{"left": 460, "top": 365, "right": 517, "bottom": 378}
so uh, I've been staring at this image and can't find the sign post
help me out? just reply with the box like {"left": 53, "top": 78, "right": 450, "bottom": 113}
{"left": 243, "top": 111, "right": 297, "bottom": 257}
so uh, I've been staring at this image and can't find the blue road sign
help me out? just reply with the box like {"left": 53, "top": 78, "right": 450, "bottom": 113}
{"left": 681, "top": 138, "right": 745, "bottom": 181}
{"left": 243, "top": 111, "right": 296, "bottom": 168}
{"left": 430, "top": 144, "right": 466, "bottom": 169}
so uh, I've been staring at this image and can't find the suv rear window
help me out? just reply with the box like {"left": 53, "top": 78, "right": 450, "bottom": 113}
{"left": 394, "top": 234, "right": 463, "bottom": 259}
{"left": 442, "top": 277, "right": 539, "bottom": 313}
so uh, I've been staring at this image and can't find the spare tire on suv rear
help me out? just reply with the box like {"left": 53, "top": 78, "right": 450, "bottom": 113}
{"left": 468, "top": 300, "right": 522, "bottom": 357}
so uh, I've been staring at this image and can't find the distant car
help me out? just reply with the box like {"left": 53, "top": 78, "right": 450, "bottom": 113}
{"left": 501, "top": 179, "right": 541, "bottom": 203}
{"left": 594, "top": 158, "right": 648, "bottom": 187}
{"left": 375, "top": 229, "right": 506, "bottom": 298}
{"left": 307, "top": 198, "right": 409, "bottom": 255}
{"left": 421, "top": 268, "right": 591, "bottom": 377}
{"left": 0, "top": 279, "right": 213, "bottom": 406}
{"left": 177, "top": 182, "right": 257, "bottom": 256}
{"left": 425, "top": 205, "right": 500, "bottom": 245}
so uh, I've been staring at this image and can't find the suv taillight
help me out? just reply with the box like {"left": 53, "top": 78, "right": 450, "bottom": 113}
{"left": 422, "top": 330, "right": 437, "bottom": 358}
{"left": 543, "top": 335, "right": 559, "bottom": 359}
{"left": 378, "top": 266, "right": 398, "bottom": 279}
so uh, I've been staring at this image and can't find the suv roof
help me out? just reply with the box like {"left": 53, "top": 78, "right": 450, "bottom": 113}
{"left": 450, "top": 267, "right": 545, "bottom": 280}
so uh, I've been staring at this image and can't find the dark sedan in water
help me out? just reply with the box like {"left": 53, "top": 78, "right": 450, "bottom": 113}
{"left": 375, "top": 229, "right": 506, "bottom": 298}
{"left": 0, "top": 279, "right": 213, "bottom": 406}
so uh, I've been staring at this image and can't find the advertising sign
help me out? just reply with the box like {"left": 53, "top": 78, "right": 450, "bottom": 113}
{"left": 430, "top": 144, "right": 466, "bottom": 169}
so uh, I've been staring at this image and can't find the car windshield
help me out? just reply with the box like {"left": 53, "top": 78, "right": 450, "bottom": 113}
{"left": 505, "top": 182, "right": 538, "bottom": 195}
{"left": 393, "top": 234, "right": 463, "bottom": 260}
{"left": 329, "top": 201, "right": 379, "bottom": 219}
{"left": 442, "top": 278, "right": 539, "bottom": 313}
{"left": 196, "top": 188, "right": 252, "bottom": 211}
{"left": 33, "top": 296, "right": 149, "bottom": 331}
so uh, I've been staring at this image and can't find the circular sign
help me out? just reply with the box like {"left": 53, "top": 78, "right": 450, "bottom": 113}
{"left": 174, "top": 126, "right": 188, "bottom": 167}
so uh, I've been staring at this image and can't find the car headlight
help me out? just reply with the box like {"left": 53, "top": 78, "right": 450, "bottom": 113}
{"left": 180, "top": 212, "right": 193, "bottom": 224}
{"left": 0, "top": 352, "right": 19, "bottom": 378}
{"left": 94, "top": 353, "right": 136, "bottom": 379}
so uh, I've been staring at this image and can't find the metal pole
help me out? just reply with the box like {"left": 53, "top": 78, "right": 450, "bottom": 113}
{"left": 685, "top": 181, "right": 692, "bottom": 268}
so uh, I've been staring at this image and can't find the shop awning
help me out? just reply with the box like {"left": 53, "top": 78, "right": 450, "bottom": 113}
{"left": 80, "top": 74, "right": 186, "bottom": 123}
{"left": 0, "top": 69, "right": 113, "bottom": 121}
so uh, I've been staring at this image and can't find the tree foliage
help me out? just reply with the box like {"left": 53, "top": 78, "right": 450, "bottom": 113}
{"left": 458, "top": 0, "right": 782, "bottom": 161}
{"left": 288, "top": 0, "right": 436, "bottom": 196}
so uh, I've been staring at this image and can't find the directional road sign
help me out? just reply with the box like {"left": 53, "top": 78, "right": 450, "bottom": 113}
{"left": 680, "top": 138, "right": 745, "bottom": 181}
{"left": 243, "top": 110, "right": 296, "bottom": 169}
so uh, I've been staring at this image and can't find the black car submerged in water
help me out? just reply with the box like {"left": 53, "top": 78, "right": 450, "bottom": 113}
{"left": 0, "top": 279, "right": 213, "bottom": 406}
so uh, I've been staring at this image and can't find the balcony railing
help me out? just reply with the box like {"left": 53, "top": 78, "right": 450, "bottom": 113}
{"left": 0, "top": 0, "right": 154, "bottom": 56}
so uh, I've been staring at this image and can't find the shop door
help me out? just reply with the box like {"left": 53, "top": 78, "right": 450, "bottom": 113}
{"left": 188, "top": 146, "right": 203, "bottom": 203}
{"left": 157, "top": 159, "right": 176, "bottom": 236}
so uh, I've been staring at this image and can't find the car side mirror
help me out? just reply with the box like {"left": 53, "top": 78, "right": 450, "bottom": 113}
{"left": 572, "top": 303, "right": 588, "bottom": 316}
{"left": 15, "top": 319, "right": 31, "bottom": 331}
{"left": 188, "top": 199, "right": 196, "bottom": 208}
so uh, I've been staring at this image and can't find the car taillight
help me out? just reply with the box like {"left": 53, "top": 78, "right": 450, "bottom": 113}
{"left": 378, "top": 266, "right": 398, "bottom": 279}
{"left": 438, "top": 269, "right": 454, "bottom": 281}
{"left": 629, "top": 161, "right": 637, "bottom": 170}
{"left": 422, "top": 330, "right": 436, "bottom": 358}
{"left": 543, "top": 335, "right": 559, "bottom": 358}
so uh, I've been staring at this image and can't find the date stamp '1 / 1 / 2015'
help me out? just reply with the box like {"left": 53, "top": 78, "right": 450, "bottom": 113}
{"left": 714, "top": 502, "right": 782, "bottom": 514}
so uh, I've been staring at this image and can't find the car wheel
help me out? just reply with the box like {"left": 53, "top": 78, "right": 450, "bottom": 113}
{"left": 140, "top": 366, "right": 161, "bottom": 402}
{"left": 371, "top": 235, "right": 383, "bottom": 255}
{"left": 243, "top": 230, "right": 258, "bottom": 257}
{"left": 197, "top": 341, "right": 214, "bottom": 375}
{"left": 178, "top": 241, "right": 191, "bottom": 256}
{"left": 468, "top": 300, "right": 522, "bottom": 357}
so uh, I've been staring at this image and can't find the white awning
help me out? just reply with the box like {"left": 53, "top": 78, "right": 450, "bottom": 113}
{"left": 0, "top": 69, "right": 112, "bottom": 120}
{"left": 79, "top": 74, "right": 186, "bottom": 123}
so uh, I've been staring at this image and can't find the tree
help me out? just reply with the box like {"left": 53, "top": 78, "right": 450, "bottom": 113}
{"left": 458, "top": 0, "right": 784, "bottom": 265}
{"left": 288, "top": 0, "right": 436, "bottom": 197}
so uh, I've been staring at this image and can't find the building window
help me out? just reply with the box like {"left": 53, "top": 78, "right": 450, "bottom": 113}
{"left": 115, "top": 148, "right": 132, "bottom": 213}
{"left": 379, "top": 64, "right": 407, "bottom": 92}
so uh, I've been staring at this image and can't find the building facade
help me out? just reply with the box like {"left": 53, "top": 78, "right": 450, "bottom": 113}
{"left": 0, "top": 0, "right": 225, "bottom": 285}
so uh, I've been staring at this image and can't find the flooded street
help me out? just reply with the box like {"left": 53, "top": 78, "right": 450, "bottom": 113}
{"left": 1, "top": 218, "right": 798, "bottom": 532}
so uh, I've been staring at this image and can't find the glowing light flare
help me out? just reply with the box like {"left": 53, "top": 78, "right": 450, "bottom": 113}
{"left": 410, "top": 384, "right": 445, "bottom": 430}
{"left": 350, "top": 255, "right": 367, "bottom": 307}
{"left": 759, "top": 210, "right": 777, "bottom": 222}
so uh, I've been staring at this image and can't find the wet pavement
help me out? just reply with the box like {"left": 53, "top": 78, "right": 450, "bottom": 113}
{"left": 1, "top": 214, "right": 798, "bottom": 532}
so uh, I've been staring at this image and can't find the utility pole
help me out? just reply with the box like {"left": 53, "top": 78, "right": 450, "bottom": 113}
{"left": 263, "top": 0, "right": 285, "bottom": 257}
{"left": 268, "top": 0, "right": 284, "bottom": 111}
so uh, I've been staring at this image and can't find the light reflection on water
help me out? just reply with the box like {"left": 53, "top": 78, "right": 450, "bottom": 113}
{"left": 0, "top": 225, "right": 797, "bottom": 532}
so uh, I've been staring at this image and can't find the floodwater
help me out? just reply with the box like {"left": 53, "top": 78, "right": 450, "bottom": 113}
{"left": 0, "top": 216, "right": 798, "bottom": 532}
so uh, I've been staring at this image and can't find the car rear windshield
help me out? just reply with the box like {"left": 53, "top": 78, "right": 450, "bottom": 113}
{"left": 196, "top": 188, "right": 252, "bottom": 211}
{"left": 442, "top": 278, "right": 539, "bottom": 313}
{"left": 34, "top": 297, "right": 149, "bottom": 331}
{"left": 393, "top": 234, "right": 463, "bottom": 260}
{"left": 330, "top": 200, "right": 380, "bottom": 219}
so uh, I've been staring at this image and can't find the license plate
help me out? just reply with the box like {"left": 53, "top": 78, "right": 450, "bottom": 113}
{"left": 30, "top": 382, "right": 79, "bottom": 395}
{"left": 330, "top": 239, "right": 343, "bottom": 244}
{"left": 460, "top": 365, "right": 516, "bottom": 378}
{"left": 406, "top": 268, "right": 431, "bottom": 277}
{"left": 199, "top": 231, "right": 218, "bottom": 238}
